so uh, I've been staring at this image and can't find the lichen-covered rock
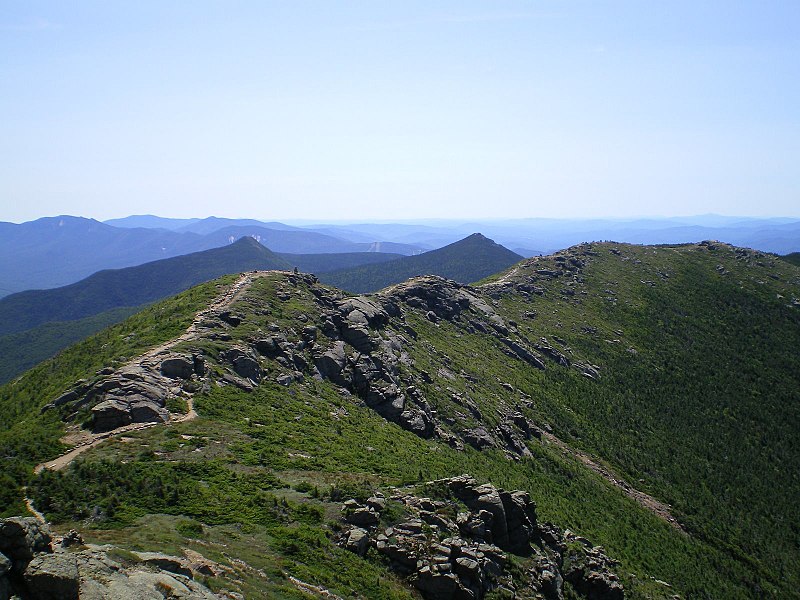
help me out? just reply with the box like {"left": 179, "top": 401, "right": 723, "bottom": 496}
{"left": 24, "top": 552, "right": 79, "bottom": 600}
{"left": 0, "top": 518, "right": 52, "bottom": 567}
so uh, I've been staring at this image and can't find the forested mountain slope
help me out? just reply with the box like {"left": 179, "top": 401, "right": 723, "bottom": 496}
{"left": 1, "top": 241, "right": 798, "bottom": 599}
{"left": 320, "top": 233, "right": 523, "bottom": 293}
{"left": 781, "top": 251, "right": 800, "bottom": 266}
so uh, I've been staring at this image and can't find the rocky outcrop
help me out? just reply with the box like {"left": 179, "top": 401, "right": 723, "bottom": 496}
{"left": 562, "top": 539, "right": 624, "bottom": 600}
{"left": 220, "top": 348, "right": 262, "bottom": 382}
{"left": 336, "top": 476, "right": 625, "bottom": 600}
{"left": 308, "top": 292, "right": 436, "bottom": 439}
{"left": 44, "top": 358, "right": 195, "bottom": 433}
{"left": 0, "top": 517, "right": 52, "bottom": 569}
{"left": 0, "top": 518, "right": 220, "bottom": 600}
{"left": 160, "top": 356, "right": 195, "bottom": 379}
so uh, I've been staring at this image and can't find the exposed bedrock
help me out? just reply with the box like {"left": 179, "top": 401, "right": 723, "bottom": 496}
{"left": 337, "top": 476, "right": 624, "bottom": 600}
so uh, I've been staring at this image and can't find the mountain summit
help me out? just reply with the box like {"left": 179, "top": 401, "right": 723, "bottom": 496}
{"left": 319, "top": 232, "right": 523, "bottom": 293}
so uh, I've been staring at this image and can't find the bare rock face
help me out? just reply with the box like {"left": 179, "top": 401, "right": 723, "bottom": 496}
{"left": 313, "top": 341, "right": 347, "bottom": 382}
{"left": 463, "top": 427, "right": 497, "bottom": 451}
{"left": 45, "top": 357, "right": 196, "bottom": 433}
{"left": 307, "top": 293, "right": 436, "bottom": 440}
{"left": 91, "top": 397, "right": 169, "bottom": 432}
{"left": 562, "top": 538, "right": 625, "bottom": 600}
{"left": 220, "top": 348, "right": 262, "bottom": 382}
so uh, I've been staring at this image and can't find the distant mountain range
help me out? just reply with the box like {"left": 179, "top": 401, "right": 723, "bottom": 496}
{"left": 294, "top": 215, "right": 800, "bottom": 257}
{"left": 0, "top": 216, "right": 424, "bottom": 297}
{"left": 319, "top": 233, "right": 523, "bottom": 293}
{"left": 2, "top": 213, "right": 799, "bottom": 298}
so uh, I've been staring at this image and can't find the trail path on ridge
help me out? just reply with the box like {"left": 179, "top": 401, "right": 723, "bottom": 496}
{"left": 31, "top": 268, "right": 684, "bottom": 535}
{"left": 34, "top": 271, "right": 269, "bottom": 474}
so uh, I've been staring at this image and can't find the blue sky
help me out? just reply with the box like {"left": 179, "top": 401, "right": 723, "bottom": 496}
{"left": 2, "top": 1, "right": 798, "bottom": 222}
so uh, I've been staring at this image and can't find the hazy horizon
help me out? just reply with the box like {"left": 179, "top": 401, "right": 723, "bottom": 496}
{"left": 3, "top": 1, "right": 798, "bottom": 222}
{"left": 4, "top": 212, "right": 800, "bottom": 226}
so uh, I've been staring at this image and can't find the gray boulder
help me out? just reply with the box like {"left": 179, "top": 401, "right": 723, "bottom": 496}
{"left": 463, "top": 427, "right": 497, "bottom": 451}
{"left": 129, "top": 401, "right": 169, "bottom": 425}
{"left": 345, "top": 507, "right": 380, "bottom": 527}
{"left": 563, "top": 541, "right": 624, "bottom": 600}
{"left": 338, "top": 297, "right": 389, "bottom": 328}
{"left": 103, "top": 570, "right": 216, "bottom": 600}
{"left": 314, "top": 341, "right": 347, "bottom": 381}
{"left": 345, "top": 528, "right": 370, "bottom": 556}
{"left": 24, "top": 552, "right": 79, "bottom": 600}
{"left": 0, "top": 518, "right": 52, "bottom": 567}
{"left": 90, "top": 400, "right": 131, "bottom": 431}
{"left": 160, "top": 356, "right": 195, "bottom": 379}
{"left": 221, "top": 348, "right": 262, "bottom": 382}
{"left": 499, "top": 490, "right": 538, "bottom": 553}
{"left": 341, "top": 324, "right": 375, "bottom": 354}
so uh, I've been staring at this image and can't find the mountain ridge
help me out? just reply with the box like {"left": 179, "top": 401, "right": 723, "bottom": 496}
{"left": 1, "top": 240, "right": 798, "bottom": 598}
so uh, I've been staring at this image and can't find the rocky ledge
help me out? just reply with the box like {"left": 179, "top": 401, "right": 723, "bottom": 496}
{"left": 336, "top": 475, "right": 624, "bottom": 600}
{"left": 0, "top": 517, "right": 222, "bottom": 600}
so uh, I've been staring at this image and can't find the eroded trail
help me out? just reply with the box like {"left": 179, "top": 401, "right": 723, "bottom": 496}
{"left": 541, "top": 430, "right": 686, "bottom": 533}
{"left": 34, "top": 272, "right": 266, "bottom": 475}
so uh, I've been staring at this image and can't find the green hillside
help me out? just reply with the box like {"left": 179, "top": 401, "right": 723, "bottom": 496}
{"left": 0, "top": 306, "right": 139, "bottom": 383}
{"left": 781, "top": 251, "right": 800, "bottom": 266}
{"left": 319, "top": 233, "right": 522, "bottom": 293}
{"left": 1, "top": 241, "right": 799, "bottom": 598}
